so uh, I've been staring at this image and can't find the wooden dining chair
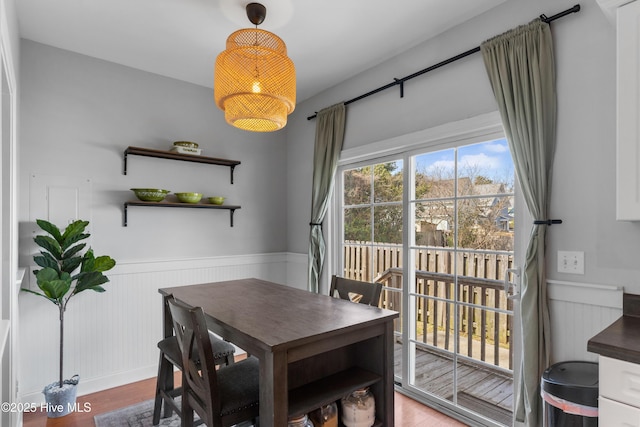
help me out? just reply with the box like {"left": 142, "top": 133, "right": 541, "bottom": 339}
{"left": 152, "top": 298, "right": 236, "bottom": 425}
{"left": 167, "top": 296, "right": 260, "bottom": 427}
{"left": 329, "top": 275, "right": 383, "bottom": 307}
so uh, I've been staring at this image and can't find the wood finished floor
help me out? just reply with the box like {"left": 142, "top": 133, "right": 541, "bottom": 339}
{"left": 22, "top": 373, "right": 467, "bottom": 427}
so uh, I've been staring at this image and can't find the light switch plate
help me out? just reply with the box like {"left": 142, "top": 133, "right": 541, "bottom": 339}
{"left": 557, "top": 251, "right": 585, "bottom": 274}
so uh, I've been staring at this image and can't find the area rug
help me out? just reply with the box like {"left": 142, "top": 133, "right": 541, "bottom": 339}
{"left": 94, "top": 399, "right": 181, "bottom": 427}
{"left": 94, "top": 399, "right": 254, "bottom": 427}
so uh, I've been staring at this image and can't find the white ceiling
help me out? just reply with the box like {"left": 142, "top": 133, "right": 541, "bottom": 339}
{"left": 16, "top": 0, "right": 508, "bottom": 102}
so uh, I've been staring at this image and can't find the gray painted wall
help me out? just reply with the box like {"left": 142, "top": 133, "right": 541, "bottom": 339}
{"left": 19, "top": 40, "right": 288, "bottom": 264}
{"left": 17, "top": 40, "right": 294, "bottom": 400}
{"left": 285, "top": 0, "right": 640, "bottom": 295}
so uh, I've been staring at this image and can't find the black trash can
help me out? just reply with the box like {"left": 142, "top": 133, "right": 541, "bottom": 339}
{"left": 541, "top": 361, "right": 599, "bottom": 427}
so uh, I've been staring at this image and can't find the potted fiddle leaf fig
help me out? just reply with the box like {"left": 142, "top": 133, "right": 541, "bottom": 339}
{"left": 22, "top": 219, "right": 116, "bottom": 418}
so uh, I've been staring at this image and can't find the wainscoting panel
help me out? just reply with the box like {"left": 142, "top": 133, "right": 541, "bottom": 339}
{"left": 18, "top": 252, "right": 295, "bottom": 404}
{"left": 547, "top": 280, "right": 623, "bottom": 363}
{"left": 287, "top": 252, "right": 308, "bottom": 290}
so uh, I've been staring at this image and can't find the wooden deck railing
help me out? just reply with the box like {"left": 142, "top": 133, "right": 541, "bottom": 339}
{"left": 343, "top": 242, "right": 514, "bottom": 371}
{"left": 376, "top": 267, "right": 513, "bottom": 370}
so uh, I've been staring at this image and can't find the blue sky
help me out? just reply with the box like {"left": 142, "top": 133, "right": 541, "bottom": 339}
{"left": 416, "top": 138, "right": 514, "bottom": 184}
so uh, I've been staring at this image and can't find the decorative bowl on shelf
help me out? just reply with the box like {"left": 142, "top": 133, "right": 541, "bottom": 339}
{"left": 175, "top": 192, "right": 203, "bottom": 203}
{"left": 208, "top": 196, "right": 225, "bottom": 205}
{"left": 170, "top": 145, "right": 202, "bottom": 155}
{"left": 130, "top": 188, "right": 170, "bottom": 202}
{"left": 173, "top": 141, "right": 198, "bottom": 149}
{"left": 170, "top": 141, "right": 201, "bottom": 155}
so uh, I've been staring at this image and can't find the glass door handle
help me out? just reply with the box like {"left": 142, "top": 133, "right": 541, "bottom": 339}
{"left": 504, "top": 267, "right": 520, "bottom": 300}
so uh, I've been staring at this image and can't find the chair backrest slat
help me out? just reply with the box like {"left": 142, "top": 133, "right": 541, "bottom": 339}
{"left": 329, "top": 275, "right": 382, "bottom": 306}
{"left": 167, "top": 296, "right": 221, "bottom": 424}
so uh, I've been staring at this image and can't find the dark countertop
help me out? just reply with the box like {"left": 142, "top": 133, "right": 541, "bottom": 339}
{"left": 587, "top": 293, "right": 640, "bottom": 364}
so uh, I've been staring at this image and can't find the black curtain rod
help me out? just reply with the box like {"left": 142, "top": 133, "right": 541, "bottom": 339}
{"left": 307, "top": 4, "right": 581, "bottom": 120}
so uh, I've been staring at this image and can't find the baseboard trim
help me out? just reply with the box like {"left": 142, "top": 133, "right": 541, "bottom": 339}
{"left": 20, "top": 365, "right": 158, "bottom": 405}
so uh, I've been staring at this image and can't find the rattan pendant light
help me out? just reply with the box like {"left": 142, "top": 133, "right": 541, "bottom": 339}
{"left": 214, "top": 3, "right": 296, "bottom": 132}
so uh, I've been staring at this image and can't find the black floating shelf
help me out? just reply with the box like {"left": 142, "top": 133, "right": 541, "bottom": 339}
{"left": 123, "top": 146, "right": 241, "bottom": 184}
{"left": 123, "top": 201, "right": 240, "bottom": 227}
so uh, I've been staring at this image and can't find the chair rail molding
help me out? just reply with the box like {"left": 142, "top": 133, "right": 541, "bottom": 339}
{"left": 597, "top": 0, "right": 637, "bottom": 23}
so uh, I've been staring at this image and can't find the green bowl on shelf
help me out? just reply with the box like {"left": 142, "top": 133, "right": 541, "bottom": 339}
{"left": 208, "top": 196, "right": 225, "bottom": 205}
{"left": 175, "top": 192, "right": 203, "bottom": 203}
{"left": 131, "top": 188, "right": 170, "bottom": 202}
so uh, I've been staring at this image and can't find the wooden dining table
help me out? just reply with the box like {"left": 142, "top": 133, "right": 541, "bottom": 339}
{"left": 159, "top": 278, "right": 399, "bottom": 427}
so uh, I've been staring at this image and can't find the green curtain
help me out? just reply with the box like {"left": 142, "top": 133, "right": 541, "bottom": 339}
{"left": 481, "top": 19, "right": 556, "bottom": 426}
{"left": 308, "top": 104, "right": 346, "bottom": 293}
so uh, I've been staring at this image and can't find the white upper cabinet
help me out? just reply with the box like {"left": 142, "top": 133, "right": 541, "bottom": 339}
{"left": 610, "top": 1, "right": 640, "bottom": 220}
{"left": 597, "top": 0, "right": 637, "bottom": 23}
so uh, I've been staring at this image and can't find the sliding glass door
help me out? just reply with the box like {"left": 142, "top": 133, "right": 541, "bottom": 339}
{"left": 337, "top": 137, "right": 517, "bottom": 426}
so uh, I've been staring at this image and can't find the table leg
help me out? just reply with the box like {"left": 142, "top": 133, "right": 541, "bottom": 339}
{"left": 259, "top": 350, "right": 288, "bottom": 427}
{"left": 383, "top": 321, "right": 395, "bottom": 426}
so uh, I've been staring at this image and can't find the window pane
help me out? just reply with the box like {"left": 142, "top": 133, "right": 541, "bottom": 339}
{"left": 457, "top": 140, "right": 514, "bottom": 196}
{"left": 344, "top": 167, "right": 371, "bottom": 205}
{"left": 344, "top": 207, "right": 371, "bottom": 242}
{"left": 373, "top": 205, "right": 403, "bottom": 244}
{"left": 410, "top": 300, "right": 455, "bottom": 400}
{"left": 456, "top": 196, "right": 513, "bottom": 251}
{"left": 414, "top": 248, "right": 454, "bottom": 273}
{"left": 414, "top": 201, "right": 454, "bottom": 248}
{"left": 415, "top": 149, "right": 455, "bottom": 199}
{"left": 374, "top": 161, "right": 403, "bottom": 203}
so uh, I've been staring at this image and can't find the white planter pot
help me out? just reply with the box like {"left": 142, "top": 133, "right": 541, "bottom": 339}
{"left": 42, "top": 374, "right": 79, "bottom": 418}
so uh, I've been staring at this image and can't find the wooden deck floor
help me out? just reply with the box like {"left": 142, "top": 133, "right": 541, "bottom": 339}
{"left": 394, "top": 341, "right": 513, "bottom": 426}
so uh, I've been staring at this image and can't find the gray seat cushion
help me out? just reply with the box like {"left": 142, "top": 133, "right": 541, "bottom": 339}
{"left": 158, "top": 333, "right": 235, "bottom": 368}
